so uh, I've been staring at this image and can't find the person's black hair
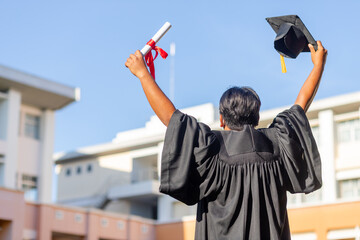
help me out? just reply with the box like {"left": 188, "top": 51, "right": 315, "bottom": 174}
{"left": 219, "top": 86, "right": 261, "bottom": 130}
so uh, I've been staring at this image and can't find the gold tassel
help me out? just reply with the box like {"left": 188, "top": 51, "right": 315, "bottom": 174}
{"left": 280, "top": 55, "right": 287, "bottom": 73}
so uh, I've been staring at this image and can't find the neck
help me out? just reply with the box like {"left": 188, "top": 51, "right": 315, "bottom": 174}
{"left": 224, "top": 126, "right": 232, "bottom": 131}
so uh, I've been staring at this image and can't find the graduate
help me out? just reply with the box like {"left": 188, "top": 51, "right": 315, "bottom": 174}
{"left": 125, "top": 32, "right": 327, "bottom": 240}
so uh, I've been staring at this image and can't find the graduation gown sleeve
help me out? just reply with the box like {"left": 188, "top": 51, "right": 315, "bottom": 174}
{"left": 159, "top": 110, "right": 221, "bottom": 205}
{"left": 270, "top": 104, "right": 322, "bottom": 194}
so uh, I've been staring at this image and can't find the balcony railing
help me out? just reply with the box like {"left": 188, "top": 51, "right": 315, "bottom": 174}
{"left": 131, "top": 167, "right": 158, "bottom": 183}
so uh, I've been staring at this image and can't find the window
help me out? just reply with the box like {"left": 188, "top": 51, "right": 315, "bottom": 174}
{"left": 117, "top": 221, "right": 125, "bottom": 230}
{"left": 74, "top": 213, "right": 83, "bottom": 223}
{"left": 87, "top": 164, "right": 92, "bottom": 173}
{"left": 101, "top": 218, "right": 108, "bottom": 227}
{"left": 327, "top": 227, "right": 360, "bottom": 240}
{"left": 291, "top": 232, "right": 317, "bottom": 240}
{"left": 65, "top": 168, "right": 71, "bottom": 176}
{"left": 0, "top": 162, "right": 4, "bottom": 186}
{"left": 338, "top": 178, "right": 360, "bottom": 199}
{"left": 25, "top": 114, "right": 40, "bottom": 139}
{"left": 55, "top": 210, "right": 64, "bottom": 220}
{"left": 76, "top": 166, "right": 82, "bottom": 175}
{"left": 337, "top": 119, "right": 360, "bottom": 143}
{"left": 22, "top": 174, "right": 38, "bottom": 201}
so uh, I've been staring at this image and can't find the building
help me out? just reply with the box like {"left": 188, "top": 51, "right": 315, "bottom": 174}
{"left": 0, "top": 187, "right": 156, "bottom": 240}
{"left": 0, "top": 65, "right": 80, "bottom": 202}
{"left": 55, "top": 91, "right": 360, "bottom": 239}
{"left": 0, "top": 65, "right": 79, "bottom": 239}
{"left": 54, "top": 103, "right": 218, "bottom": 220}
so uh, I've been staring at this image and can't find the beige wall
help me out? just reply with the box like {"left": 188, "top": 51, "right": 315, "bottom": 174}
{"left": 0, "top": 187, "right": 156, "bottom": 240}
{"left": 0, "top": 187, "right": 25, "bottom": 240}
{"left": 156, "top": 201, "right": 360, "bottom": 240}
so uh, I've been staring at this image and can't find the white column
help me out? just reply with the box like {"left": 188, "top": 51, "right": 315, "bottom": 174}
{"left": 318, "top": 109, "right": 337, "bottom": 202}
{"left": 2, "top": 89, "right": 21, "bottom": 189}
{"left": 157, "top": 142, "right": 164, "bottom": 180}
{"left": 157, "top": 195, "right": 173, "bottom": 222}
{"left": 156, "top": 141, "right": 174, "bottom": 221}
{"left": 38, "top": 109, "right": 55, "bottom": 203}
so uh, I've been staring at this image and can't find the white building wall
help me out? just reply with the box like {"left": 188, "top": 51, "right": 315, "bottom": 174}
{"left": 17, "top": 105, "right": 42, "bottom": 178}
{"left": 3, "top": 89, "right": 21, "bottom": 189}
{"left": 104, "top": 199, "right": 131, "bottom": 215}
{"left": 57, "top": 157, "right": 131, "bottom": 203}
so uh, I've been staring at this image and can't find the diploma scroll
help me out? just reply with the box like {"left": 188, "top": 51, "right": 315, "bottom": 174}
{"left": 140, "top": 22, "right": 172, "bottom": 56}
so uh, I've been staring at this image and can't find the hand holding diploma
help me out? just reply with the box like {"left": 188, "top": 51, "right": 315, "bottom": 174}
{"left": 125, "top": 22, "right": 175, "bottom": 126}
{"left": 140, "top": 22, "right": 172, "bottom": 79}
{"left": 125, "top": 50, "right": 149, "bottom": 79}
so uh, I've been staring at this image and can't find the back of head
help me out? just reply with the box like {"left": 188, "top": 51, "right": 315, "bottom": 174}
{"left": 219, "top": 87, "right": 261, "bottom": 130}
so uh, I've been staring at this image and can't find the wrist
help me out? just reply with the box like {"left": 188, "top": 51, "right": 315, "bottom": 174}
{"left": 313, "top": 63, "right": 324, "bottom": 70}
{"left": 138, "top": 71, "right": 153, "bottom": 82}
{"left": 137, "top": 70, "right": 151, "bottom": 80}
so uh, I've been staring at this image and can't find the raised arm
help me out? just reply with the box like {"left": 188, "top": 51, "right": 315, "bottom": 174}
{"left": 125, "top": 50, "right": 175, "bottom": 126}
{"left": 295, "top": 41, "right": 328, "bottom": 112}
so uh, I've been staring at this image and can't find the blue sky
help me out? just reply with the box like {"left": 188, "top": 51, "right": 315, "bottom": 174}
{"left": 0, "top": 1, "right": 359, "bottom": 152}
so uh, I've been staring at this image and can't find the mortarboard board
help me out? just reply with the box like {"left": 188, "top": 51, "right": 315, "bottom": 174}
{"left": 266, "top": 15, "right": 317, "bottom": 59}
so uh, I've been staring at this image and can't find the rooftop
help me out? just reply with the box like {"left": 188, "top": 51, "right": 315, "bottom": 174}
{"left": 0, "top": 65, "right": 80, "bottom": 110}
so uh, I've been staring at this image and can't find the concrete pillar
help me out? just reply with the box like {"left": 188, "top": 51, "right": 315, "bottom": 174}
{"left": 85, "top": 211, "right": 99, "bottom": 240}
{"left": 2, "top": 89, "right": 21, "bottom": 189}
{"left": 37, "top": 205, "right": 52, "bottom": 240}
{"left": 157, "top": 142, "right": 164, "bottom": 180}
{"left": 157, "top": 195, "right": 173, "bottom": 222}
{"left": 38, "top": 109, "right": 55, "bottom": 203}
{"left": 157, "top": 141, "right": 174, "bottom": 221}
{"left": 318, "top": 109, "right": 337, "bottom": 202}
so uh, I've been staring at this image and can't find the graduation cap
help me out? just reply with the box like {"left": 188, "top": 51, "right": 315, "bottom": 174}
{"left": 266, "top": 15, "right": 317, "bottom": 72}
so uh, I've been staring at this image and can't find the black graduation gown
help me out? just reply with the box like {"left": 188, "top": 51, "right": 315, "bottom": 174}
{"left": 159, "top": 105, "right": 322, "bottom": 240}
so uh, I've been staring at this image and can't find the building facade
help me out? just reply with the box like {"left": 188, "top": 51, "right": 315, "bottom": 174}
{"left": 0, "top": 65, "right": 79, "bottom": 239}
{"left": 55, "top": 103, "right": 218, "bottom": 220}
{"left": 56, "top": 91, "right": 360, "bottom": 239}
{"left": 0, "top": 187, "right": 156, "bottom": 240}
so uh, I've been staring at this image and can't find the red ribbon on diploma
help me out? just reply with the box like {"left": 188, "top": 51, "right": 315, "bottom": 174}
{"left": 144, "top": 39, "right": 168, "bottom": 79}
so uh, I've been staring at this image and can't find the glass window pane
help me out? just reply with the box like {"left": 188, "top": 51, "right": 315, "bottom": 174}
{"left": 66, "top": 168, "right": 71, "bottom": 176}
{"left": 87, "top": 164, "right": 92, "bottom": 173}
{"left": 25, "top": 114, "right": 40, "bottom": 139}
{"left": 339, "top": 179, "right": 360, "bottom": 199}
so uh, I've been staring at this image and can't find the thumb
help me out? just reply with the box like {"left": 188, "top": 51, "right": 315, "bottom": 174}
{"left": 308, "top": 44, "right": 315, "bottom": 54}
{"left": 135, "top": 50, "right": 143, "bottom": 58}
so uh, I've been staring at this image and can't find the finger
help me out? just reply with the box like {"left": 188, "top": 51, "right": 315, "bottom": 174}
{"left": 129, "top": 54, "right": 136, "bottom": 60}
{"left": 125, "top": 58, "right": 132, "bottom": 68}
{"left": 317, "top": 40, "right": 324, "bottom": 49}
{"left": 308, "top": 44, "right": 315, "bottom": 54}
{"left": 135, "top": 50, "right": 143, "bottom": 58}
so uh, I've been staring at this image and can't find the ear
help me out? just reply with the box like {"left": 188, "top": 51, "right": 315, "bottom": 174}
{"left": 220, "top": 114, "right": 225, "bottom": 129}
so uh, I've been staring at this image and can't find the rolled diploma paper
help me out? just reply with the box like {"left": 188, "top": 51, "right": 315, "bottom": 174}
{"left": 140, "top": 22, "right": 172, "bottom": 56}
